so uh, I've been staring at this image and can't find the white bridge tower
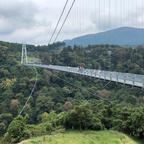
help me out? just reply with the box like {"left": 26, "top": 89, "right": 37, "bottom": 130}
{"left": 21, "top": 44, "right": 28, "bottom": 64}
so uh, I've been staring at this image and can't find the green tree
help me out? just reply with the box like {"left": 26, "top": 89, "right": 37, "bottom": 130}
{"left": 5, "top": 115, "right": 29, "bottom": 143}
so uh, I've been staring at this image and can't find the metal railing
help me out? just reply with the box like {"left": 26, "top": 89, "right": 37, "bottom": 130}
{"left": 25, "top": 63, "right": 144, "bottom": 88}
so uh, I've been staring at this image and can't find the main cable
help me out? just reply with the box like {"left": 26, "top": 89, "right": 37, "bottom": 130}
{"left": 19, "top": 67, "right": 38, "bottom": 115}
{"left": 53, "top": 0, "right": 76, "bottom": 43}
{"left": 48, "top": 0, "right": 69, "bottom": 45}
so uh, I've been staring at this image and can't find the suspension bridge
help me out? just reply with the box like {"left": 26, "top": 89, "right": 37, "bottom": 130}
{"left": 21, "top": 44, "right": 144, "bottom": 88}
{"left": 19, "top": 0, "right": 144, "bottom": 115}
{"left": 20, "top": 0, "right": 144, "bottom": 88}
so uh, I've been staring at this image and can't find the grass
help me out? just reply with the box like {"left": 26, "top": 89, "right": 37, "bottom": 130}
{"left": 22, "top": 130, "right": 144, "bottom": 144}
{"left": 28, "top": 57, "right": 41, "bottom": 63}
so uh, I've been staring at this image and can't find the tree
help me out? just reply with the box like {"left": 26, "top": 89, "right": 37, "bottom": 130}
{"left": 64, "top": 101, "right": 73, "bottom": 111}
{"left": 122, "top": 107, "right": 144, "bottom": 138}
{"left": 5, "top": 115, "right": 29, "bottom": 143}
{"left": 98, "top": 89, "right": 111, "bottom": 99}
{"left": 0, "top": 122, "right": 6, "bottom": 136}
{"left": 10, "top": 99, "right": 20, "bottom": 116}
{"left": 66, "top": 103, "right": 102, "bottom": 130}
{"left": 0, "top": 113, "right": 13, "bottom": 136}
{"left": 36, "top": 96, "right": 54, "bottom": 114}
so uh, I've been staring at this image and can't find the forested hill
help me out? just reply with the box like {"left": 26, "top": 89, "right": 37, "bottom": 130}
{"left": 64, "top": 27, "right": 144, "bottom": 46}
{"left": 0, "top": 41, "right": 144, "bottom": 143}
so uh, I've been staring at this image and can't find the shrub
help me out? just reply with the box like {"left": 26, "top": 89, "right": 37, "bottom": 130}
{"left": 3, "top": 115, "right": 29, "bottom": 143}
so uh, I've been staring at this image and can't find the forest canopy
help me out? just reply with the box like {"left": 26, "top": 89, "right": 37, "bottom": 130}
{"left": 0, "top": 41, "right": 144, "bottom": 143}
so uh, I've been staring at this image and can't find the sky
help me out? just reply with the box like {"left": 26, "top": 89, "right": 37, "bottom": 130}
{"left": 0, "top": 0, "right": 144, "bottom": 45}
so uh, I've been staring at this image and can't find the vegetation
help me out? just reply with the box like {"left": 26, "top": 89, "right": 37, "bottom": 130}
{"left": 20, "top": 131, "right": 143, "bottom": 144}
{"left": 0, "top": 41, "right": 144, "bottom": 143}
{"left": 2, "top": 101, "right": 144, "bottom": 143}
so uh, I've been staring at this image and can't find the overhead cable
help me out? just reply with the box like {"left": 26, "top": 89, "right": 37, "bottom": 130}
{"left": 53, "top": 0, "right": 76, "bottom": 43}
{"left": 55, "top": 74, "right": 111, "bottom": 103}
{"left": 19, "top": 68, "right": 38, "bottom": 115}
{"left": 48, "top": 0, "right": 69, "bottom": 45}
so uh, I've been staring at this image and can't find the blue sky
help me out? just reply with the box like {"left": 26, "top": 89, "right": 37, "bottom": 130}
{"left": 0, "top": 0, "right": 144, "bottom": 45}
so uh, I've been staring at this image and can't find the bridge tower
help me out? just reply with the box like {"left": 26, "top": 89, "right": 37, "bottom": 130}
{"left": 21, "top": 44, "right": 28, "bottom": 64}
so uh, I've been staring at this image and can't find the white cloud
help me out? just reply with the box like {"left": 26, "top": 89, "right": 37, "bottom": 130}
{"left": 0, "top": 0, "right": 144, "bottom": 45}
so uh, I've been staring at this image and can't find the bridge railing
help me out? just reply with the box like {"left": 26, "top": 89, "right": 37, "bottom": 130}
{"left": 25, "top": 63, "right": 144, "bottom": 88}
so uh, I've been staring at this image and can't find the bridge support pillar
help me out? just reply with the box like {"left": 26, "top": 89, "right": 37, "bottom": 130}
{"left": 21, "top": 44, "right": 28, "bottom": 64}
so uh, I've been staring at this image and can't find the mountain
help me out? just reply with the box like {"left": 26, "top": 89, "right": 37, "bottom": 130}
{"left": 64, "top": 27, "right": 144, "bottom": 46}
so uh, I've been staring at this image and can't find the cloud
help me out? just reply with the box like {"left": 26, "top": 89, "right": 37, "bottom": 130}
{"left": 91, "top": 13, "right": 122, "bottom": 32}
{"left": 0, "top": 0, "right": 143, "bottom": 45}
{"left": 0, "top": 0, "right": 38, "bottom": 34}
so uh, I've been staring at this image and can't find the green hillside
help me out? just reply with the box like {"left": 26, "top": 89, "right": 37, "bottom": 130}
{"left": 1, "top": 41, "right": 144, "bottom": 143}
{"left": 21, "top": 131, "right": 143, "bottom": 144}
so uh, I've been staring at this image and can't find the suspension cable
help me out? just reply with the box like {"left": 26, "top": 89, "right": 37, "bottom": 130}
{"left": 48, "top": 0, "right": 69, "bottom": 46}
{"left": 53, "top": 0, "right": 76, "bottom": 43}
{"left": 109, "top": 0, "right": 111, "bottom": 29}
{"left": 99, "top": 0, "right": 100, "bottom": 32}
{"left": 55, "top": 74, "right": 111, "bottom": 102}
{"left": 19, "top": 68, "right": 38, "bottom": 115}
{"left": 102, "top": 81, "right": 112, "bottom": 89}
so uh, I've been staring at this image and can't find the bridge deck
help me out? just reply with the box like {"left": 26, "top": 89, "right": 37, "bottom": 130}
{"left": 25, "top": 63, "right": 144, "bottom": 88}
